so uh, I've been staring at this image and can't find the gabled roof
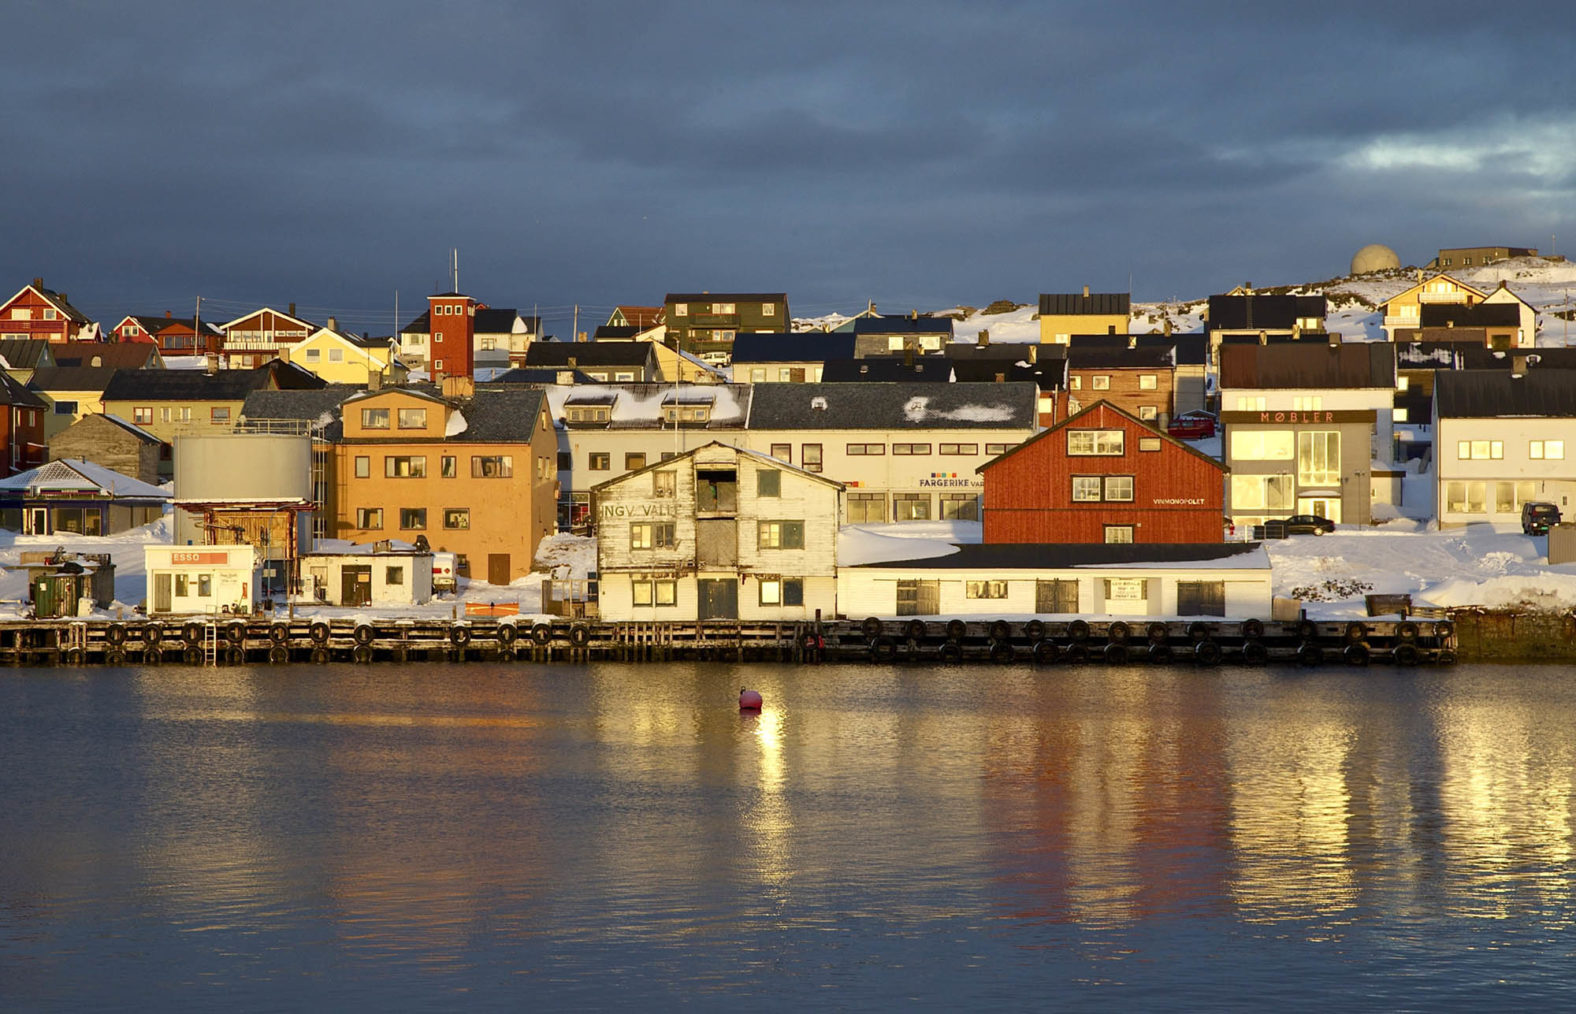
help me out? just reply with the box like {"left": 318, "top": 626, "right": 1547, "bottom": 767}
{"left": 729, "top": 332, "right": 854, "bottom": 364}
{"left": 1205, "top": 293, "right": 1326, "bottom": 331}
{"left": 1069, "top": 333, "right": 1208, "bottom": 366}
{"left": 610, "top": 305, "right": 663, "bottom": 328}
{"left": 94, "top": 414, "right": 165, "bottom": 444}
{"left": 51, "top": 341, "right": 163, "bottom": 370}
{"left": 978, "top": 399, "right": 1223, "bottom": 475}
{"left": 485, "top": 367, "right": 589, "bottom": 385}
{"left": 746, "top": 382, "right": 1039, "bottom": 430}
{"left": 0, "top": 458, "right": 169, "bottom": 499}
{"left": 523, "top": 342, "right": 655, "bottom": 368}
{"left": 2, "top": 282, "right": 92, "bottom": 325}
{"left": 240, "top": 387, "right": 364, "bottom": 426}
{"left": 948, "top": 358, "right": 1065, "bottom": 391}
{"left": 848, "top": 316, "right": 955, "bottom": 336}
{"left": 102, "top": 362, "right": 325, "bottom": 402}
{"left": 122, "top": 314, "right": 220, "bottom": 336}
{"left": 848, "top": 541, "right": 1265, "bottom": 570}
{"left": 944, "top": 342, "right": 1067, "bottom": 363}
{"left": 1038, "top": 292, "right": 1130, "bottom": 316}
{"left": 0, "top": 371, "right": 47, "bottom": 408}
{"left": 1380, "top": 273, "right": 1488, "bottom": 307}
{"left": 1219, "top": 342, "right": 1395, "bottom": 389}
{"left": 0, "top": 338, "right": 54, "bottom": 370}
{"left": 1435, "top": 370, "right": 1576, "bottom": 418}
{"left": 1066, "top": 345, "right": 1175, "bottom": 370}
{"left": 458, "top": 387, "right": 550, "bottom": 442}
{"left": 218, "top": 306, "right": 315, "bottom": 331}
{"left": 593, "top": 325, "right": 640, "bottom": 341}
{"left": 590, "top": 439, "right": 843, "bottom": 496}
{"left": 28, "top": 365, "right": 120, "bottom": 393}
{"left": 665, "top": 292, "right": 787, "bottom": 303}
{"left": 474, "top": 308, "right": 534, "bottom": 334}
{"left": 1418, "top": 302, "right": 1521, "bottom": 328}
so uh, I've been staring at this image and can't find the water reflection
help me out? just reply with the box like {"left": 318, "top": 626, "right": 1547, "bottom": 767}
{"left": 3, "top": 662, "right": 1576, "bottom": 1007}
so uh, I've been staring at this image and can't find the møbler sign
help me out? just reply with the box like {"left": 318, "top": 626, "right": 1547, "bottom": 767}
{"left": 1218, "top": 409, "right": 1376, "bottom": 425}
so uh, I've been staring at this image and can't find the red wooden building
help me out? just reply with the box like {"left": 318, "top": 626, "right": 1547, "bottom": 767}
{"left": 427, "top": 291, "right": 477, "bottom": 382}
{"left": 978, "top": 401, "right": 1225, "bottom": 544}
{"left": 1, "top": 279, "right": 97, "bottom": 343}
{"left": 112, "top": 312, "right": 222, "bottom": 356}
{"left": 0, "top": 371, "right": 48, "bottom": 476}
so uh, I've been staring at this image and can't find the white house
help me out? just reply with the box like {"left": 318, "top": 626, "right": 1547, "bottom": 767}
{"left": 300, "top": 543, "right": 434, "bottom": 606}
{"left": 144, "top": 544, "right": 258, "bottom": 615}
{"left": 1433, "top": 369, "right": 1576, "bottom": 526}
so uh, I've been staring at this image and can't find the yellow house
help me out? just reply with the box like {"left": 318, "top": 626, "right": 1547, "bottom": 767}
{"left": 333, "top": 384, "right": 559, "bottom": 584}
{"left": 1379, "top": 272, "right": 1487, "bottom": 340}
{"left": 1038, "top": 289, "right": 1130, "bottom": 343}
{"left": 285, "top": 327, "right": 408, "bottom": 386}
{"left": 28, "top": 365, "right": 117, "bottom": 439}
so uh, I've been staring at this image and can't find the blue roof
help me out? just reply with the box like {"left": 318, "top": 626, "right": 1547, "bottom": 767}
{"left": 729, "top": 332, "right": 855, "bottom": 364}
{"left": 847, "top": 316, "right": 955, "bottom": 336}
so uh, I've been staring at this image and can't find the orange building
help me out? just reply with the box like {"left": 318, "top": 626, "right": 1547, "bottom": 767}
{"left": 333, "top": 384, "right": 558, "bottom": 584}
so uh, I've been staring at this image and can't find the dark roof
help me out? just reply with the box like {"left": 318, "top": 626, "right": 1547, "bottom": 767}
{"left": 730, "top": 332, "right": 854, "bottom": 363}
{"left": 848, "top": 316, "right": 954, "bottom": 336}
{"left": 475, "top": 308, "right": 534, "bottom": 333}
{"left": 1067, "top": 333, "right": 1209, "bottom": 366}
{"left": 484, "top": 368, "right": 579, "bottom": 385}
{"left": 1418, "top": 303, "right": 1521, "bottom": 328}
{"left": 944, "top": 342, "right": 1066, "bottom": 362}
{"left": 28, "top": 283, "right": 91, "bottom": 324}
{"left": 979, "top": 398, "right": 1222, "bottom": 475}
{"left": 128, "top": 314, "right": 217, "bottom": 335}
{"left": 746, "top": 382, "right": 1038, "bottom": 430}
{"left": 52, "top": 342, "right": 162, "bottom": 370}
{"left": 461, "top": 387, "right": 549, "bottom": 441}
{"left": 1219, "top": 332, "right": 1332, "bottom": 346}
{"left": 103, "top": 362, "right": 324, "bottom": 402}
{"left": 820, "top": 358, "right": 953, "bottom": 382}
{"left": 850, "top": 541, "right": 1263, "bottom": 570}
{"left": 1435, "top": 370, "right": 1576, "bottom": 418}
{"left": 0, "top": 338, "right": 53, "bottom": 370}
{"left": 28, "top": 366, "right": 120, "bottom": 393}
{"left": 0, "top": 371, "right": 47, "bottom": 408}
{"left": 1038, "top": 292, "right": 1130, "bottom": 316}
{"left": 94, "top": 414, "right": 164, "bottom": 444}
{"left": 240, "top": 387, "right": 363, "bottom": 425}
{"left": 523, "top": 342, "right": 655, "bottom": 369}
{"left": 593, "top": 325, "right": 640, "bottom": 340}
{"left": 1206, "top": 293, "right": 1326, "bottom": 331}
{"left": 400, "top": 311, "right": 431, "bottom": 335}
{"left": 665, "top": 292, "right": 787, "bottom": 303}
{"left": 1219, "top": 342, "right": 1395, "bottom": 389}
{"left": 1066, "top": 345, "right": 1174, "bottom": 370}
{"left": 949, "top": 359, "right": 1065, "bottom": 391}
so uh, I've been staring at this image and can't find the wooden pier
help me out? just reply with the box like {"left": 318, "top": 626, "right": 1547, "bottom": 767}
{"left": 0, "top": 615, "right": 1456, "bottom": 667}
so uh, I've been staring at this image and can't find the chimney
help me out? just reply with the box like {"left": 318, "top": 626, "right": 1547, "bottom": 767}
{"left": 205, "top": 353, "right": 219, "bottom": 375}
{"left": 289, "top": 302, "right": 296, "bottom": 317}
{"left": 577, "top": 331, "right": 588, "bottom": 343}
{"left": 1082, "top": 285, "right": 1090, "bottom": 298}
{"left": 441, "top": 375, "right": 474, "bottom": 400}
{"left": 368, "top": 371, "right": 383, "bottom": 391}
{"left": 32, "top": 277, "right": 42, "bottom": 288}
{"left": 1328, "top": 332, "right": 1342, "bottom": 346}
{"left": 1513, "top": 353, "right": 1530, "bottom": 374}
{"left": 165, "top": 310, "right": 173, "bottom": 318}
{"left": 567, "top": 356, "right": 577, "bottom": 369}
{"left": 977, "top": 328, "right": 990, "bottom": 347}
{"left": 328, "top": 316, "right": 337, "bottom": 331}
{"left": 910, "top": 309, "right": 918, "bottom": 320}
{"left": 1163, "top": 317, "right": 1173, "bottom": 336}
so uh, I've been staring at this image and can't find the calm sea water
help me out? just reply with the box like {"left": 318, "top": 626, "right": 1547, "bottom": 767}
{"left": 2, "top": 660, "right": 1574, "bottom": 1011}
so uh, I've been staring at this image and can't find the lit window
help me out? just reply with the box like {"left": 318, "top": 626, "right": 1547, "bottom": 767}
{"left": 356, "top": 507, "right": 383, "bottom": 528}
{"left": 630, "top": 522, "right": 676, "bottom": 549}
{"left": 1091, "top": 375, "right": 1110, "bottom": 390}
{"left": 966, "top": 580, "right": 1008, "bottom": 599}
{"left": 444, "top": 508, "right": 470, "bottom": 529}
{"left": 471, "top": 455, "right": 512, "bottom": 477}
{"left": 354, "top": 456, "right": 370, "bottom": 478}
{"left": 399, "top": 508, "right": 427, "bottom": 530}
{"left": 1067, "top": 429, "right": 1124, "bottom": 455}
{"left": 1104, "top": 526, "right": 1134, "bottom": 544}
{"left": 1138, "top": 374, "right": 1157, "bottom": 390}
{"left": 758, "top": 520, "right": 804, "bottom": 549}
{"left": 361, "top": 408, "right": 390, "bottom": 429}
{"left": 398, "top": 408, "right": 426, "bottom": 428}
{"left": 384, "top": 455, "right": 426, "bottom": 478}
{"left": 1458, "top": 440, "right": 1503, "bottom": 460}
{"left": 939, "top": 443, "right": 978, "bottom": 455}
{"left": 1531, "top": 440, "right": 1564, "bottom": 460}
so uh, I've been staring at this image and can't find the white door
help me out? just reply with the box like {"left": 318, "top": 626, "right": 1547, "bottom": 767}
{"left": 1297, "top": 497, "right": 1341, "bottom": 523}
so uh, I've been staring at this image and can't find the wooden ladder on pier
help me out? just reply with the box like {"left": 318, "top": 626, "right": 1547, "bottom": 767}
{"left": 203, "top": 620, "right": 219, "bottom": 666}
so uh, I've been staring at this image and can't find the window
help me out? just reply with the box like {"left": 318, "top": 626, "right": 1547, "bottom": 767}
{"left": 1231, "top": 474, "right": 1295, "bottom": 510}
{"left": 801, "top": 444, "right": 822, "bottom": 472}
{"left": 653, "top": 471, "right": 676, "bottom": 497}
{"left": 1104, "top": 475, "right": 1133, "bottom": 501}
{"left": 758, "top": 520, "right": 804, "bottom": 549}
{"left": 398, "top": 408, "right": 426, "bottom": 429}
{"left": 1230, "top": 430, "right": 1294, "bottom": 461}
{"left": 631, "top": 522, "right": 677, "bottom": 549}
{"left": 472, "top": 455, "right": 513, "bottom": 477}
{"left": 304, "top": 349, "right": 321, "bottom": 361}
{"left": 589, "top": 452, "right": 610, "bottom": 470}
{"left": 1104, "top": 525, "right": 1134, "bottom": 543}
{"left": 751, "top": 368, "right": 767, "bottom": 383}
{"left": 1138, "top": 374, "right": 1157, "bottom": 390}
{"left": 1069, "top": 376, "right": 1082, "bottom": 390}
{"left": 939, "top": 493, "right": 978, "bottom": 520}
{"left": 1072, "top": 476, "right": 1103, "bottom": 502}
{"left": 939, "top": 443, "right": 978, "bottom": 455}
{"left": 444, "top": 508, "right": 470, "bottom": 529}
{"left": 758, "top": 576, "right": 803, "bottom": 606}
{"left": 1138, "top": 406, "right": 1158, "bottom": 421}
{"left": 893, "top": 443, "right": 931, "bottom": 455}
{"left": 674, "top": 303, "right": 688, "bottom": 316}
{"left": 1072, "top": 475, "right": 1132, "bottom": 501}
{"left": 175, "top": 574, "right": 189, "bottom": 596}
{"left": 53, "top": 400, "right": 77, "bottom": 415}
{"left": 328, "top": 349, "right": 343, "bottom": 362}
{"left": 400, "top": 508, "right": 427, "bottom": 529}
{"left": 385, "top": 455, "right": 426, "bottom": 478}
{"left": 1393, "top": 408, "right": 1409, "bottom": 423}
{"left": 1293, "top": 396, "right": 1323, "bottom": 411}
{"left": 441, "top": 455, "right": 457, "bottom": 478}
{"left": 356, "top": 507, "right": 383, "bottom": 528}
{"left": 966, "top": 580, "right": 1008, "bottom": 599}
{"left": 133, "top": 407, "right": 153, "bottom": 424}
{"left": 384, "top": 565, "right": 404, "bottom": 586}
{"left": 757, "top": 469, "right": 781, "bottom": 497}
{"left": 1297, "top": 431, "right": 1340, "bottom": 485}
{"left": 1531, "top": 440, "right": 1565, "bottom": 460}
{"left": 615, "top": 371, "right": 635, "bottom": 382}
{"left": 763, "top": 303, "right": 776, "bottom": 317}
{"left": 1091, "top": 375, "right": 1110, "bottom": 390}
{"left": 198, "top": 575, "right": 212, "bottom": 597}
{"left": 354, "top": 455, "right": 370, "bottom": 478}
{"left": 1495, "top": 480, "right": 1539, "bottom": 514}
{"left": 480, "top": 338, "right": 496, "bottom": 351}
{"left": 434, "top": 360, "right": 444, "bottom": 372}
{"left": 1397, "top": 376, "right": 1410, "bottom": 392}
{"left": 624, "top": 453, "right": 645, "bottom": 471}
{"left": 985, "top": 443, "right": 1011, "bottom": 456}
{"left": 211, "top": 406, "right": 230, "bottom": 423}
{"left": 848, "top": 492, "right": 886, "bottom": 523}
{"left": 769, "top": 443, "right": 791, "bottom": 463}
{"left": 1177, "top": 581, "right": 1225, "bottom": 616}
{"left": 566, "top": 406, "right": 611, "bottom": 424}
{"left": 712, "top": 302, "right": 736, "bottom": 314}
{"left": 42, "top": 308, "right": 56, "bottom": 320}
{"left": 1235, "top": 396, "right": 1267, "bottom": 411}
{"left": 846, "top": 443, "right": 885, "bottom": 455}
{"left": 557, "top": 452, "right": 572, "bottom": 471}
{"left": 361, "top": 407, "right": 390, "bottom": 429}
{"left": 1444, "top": 481, "right": 1488, "bottom": 514}
{"left": 631, "top": 578, "right": 678, "bottom": 607}
{"left": 1067, "top": 429, "right": 1124, "bottom": 455}
{"left": 892, "top": 493, "right": 931, "bottom": 521}
{"left": 1139, "top": 437, "right": 1161, "bottom": 452}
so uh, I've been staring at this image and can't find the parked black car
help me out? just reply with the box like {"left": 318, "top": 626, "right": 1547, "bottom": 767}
{"left": 1522, "top": 501, "right": 1561, "bottom": 535}
{"left": 1283, "top": 514, "right": 1336, "bottom": 536}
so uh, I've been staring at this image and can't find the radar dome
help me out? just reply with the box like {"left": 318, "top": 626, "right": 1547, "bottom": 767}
{"left": 1351, "top": 244, "right": 1401, "bottom": 275}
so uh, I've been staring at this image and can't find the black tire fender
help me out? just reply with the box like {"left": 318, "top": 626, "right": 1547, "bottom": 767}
{"left": 989, "top": 619, "right": 1012, "bottom": 642}
{"left": 869, "top": 636, "right": 897, "bottom": 662}
{"left": 1241, "top": 618, "right": 1265, "bottom": 640}
{"left": 269, "top": 623, "right": 290, "bottom": 644}
{"left": 1240, "top": 640, "right": 1269, "bottom": 665}
{"left": 1396, "top": 621, "right": 1419, "bottom": 643}
{"left": 1147, "top": 622, "right": 1169, "bottom": 644}
{"left": 1345, "top": 621, "right": 1368, "bottom": 643}
{"left": 568, "top": 624, "right": 591, "bottom": 647}
{"left": 1108, "top": 621, "right": 1130, "bottom": 644}
{"left": 142, "top": 623, "right": 163, "bottom": 644}
{"left": 1187, "top": 621, "right": 1211, "bottom": 643}
{"left": 861, "top": 616, "right": 883, "bottom": 638}
{"left": 1067, "top": 619, "right": 1091, "bottom": 642}
{"left": 945, "top": 619, "right": 968, "bottom": 642}
{"left": 1392, "top": 643, "right": 1421, "bottom": 667}
{"left": 1103, "top": 641, "right": 1129, "bottom": 665}
{"left": 1297, "top": 642, "right": 1324, "bottom": 666}
{"left": 497, "top": 623, "right": 519, "bottom": 645}
{"left": 450, "top": 625, "right": 473, "bottom": 647}
{"left": 353, "top": 624, "right": 376, "bottom": 646}
{"left": 268, "top": 645, "right": 290, "bottom": 665}
{"left": 1194, "top": 640, "right": 1223, "bottom": 666}
{"left": 531, "top": 622, "right": 553, "bottom": 645}
{"left": 1024, "top": 619, "right": 1046, "bottom": 642}
{"left": 1344, "top": 642, "right": 1371, "bottom": 666}
{"left": 104, "top": 649, "right": 125, "bottom": 667}
{"left": 938, "top": 640, "right": 963, "bottom": 663}
{"left": 1148, "top": 642, "right": 1173, "bottom": 663}
{"left": 105, "top": 624, "right": 127, "bottom": 645}
{"left": 1032, "top": 640, "right": 1059, "bottom": 664}
{"left": 905, "top": 619, "right": 927, "bottom": 642}
{"left": 309, "top": 622, "right": 332, "bottom": 645}
{"left": 989, "top": 641, "right": 1014, "bottom": 664}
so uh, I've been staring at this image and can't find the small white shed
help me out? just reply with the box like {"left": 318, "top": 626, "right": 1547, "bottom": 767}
{"left": 144, "top": 544, "right": 259, "bottom": 615}
{"left": 301, "top": 542, "right": 434, "bottom": 607}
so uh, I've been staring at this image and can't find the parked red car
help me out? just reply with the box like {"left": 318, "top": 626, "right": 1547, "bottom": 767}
{"left": 1166, "top": 411, "right": 1218, "bottom": 439}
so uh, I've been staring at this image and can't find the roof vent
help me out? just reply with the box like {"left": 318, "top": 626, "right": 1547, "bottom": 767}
{"left": 810, "top": 396, "right": 827, "bottom": 411}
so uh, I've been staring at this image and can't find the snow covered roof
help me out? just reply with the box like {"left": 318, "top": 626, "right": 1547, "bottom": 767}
{"left": 848, "top": 542, "right": 1268, "bottom": 571}
{"left": 546, "top": 383, "right": 750, "bottom": 429}
{"left": 747, "top": 382, "right": 1038, "bottom": 430}
{"left": 0, "top": 458, "right": 170, "bottom": 500}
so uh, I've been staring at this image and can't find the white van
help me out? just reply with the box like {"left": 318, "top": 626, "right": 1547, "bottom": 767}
{"left": 432, "top": 552, "right": 459, "bottom": 592}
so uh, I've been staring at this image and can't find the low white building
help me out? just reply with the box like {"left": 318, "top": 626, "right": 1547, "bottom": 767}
{"left": 838, "top": 543, "right": 1273, "bottom": 620}
{"left": 144, "top": 544, "right": 259, "bottom": 615}
{"left": 593, "top": 441, "right": 843, "bottom": 621}
{"left": 300, "top": 543, "right": 434, "bottom": 606}
{"left": 1434, "top": 370, "right": 1576, "bottom": 526}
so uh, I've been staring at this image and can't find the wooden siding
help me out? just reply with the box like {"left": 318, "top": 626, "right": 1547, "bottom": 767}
{"left": 981, "top": 402, "right": 1224, "bottom": 544}
{"left": 1065, "top": 367, "right": 1176, "bottom": 424}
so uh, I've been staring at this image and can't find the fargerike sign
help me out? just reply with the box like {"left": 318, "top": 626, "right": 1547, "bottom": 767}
{"left": 1218, "top": 409, "right": 1377, "bottom": 425}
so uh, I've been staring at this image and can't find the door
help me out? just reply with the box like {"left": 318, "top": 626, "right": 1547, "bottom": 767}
{"left": 1177, "top": 581, "right": 1226, "bottom": 617}
{"left": 696, "top": 519, "right": 738, "bottom": 568}
{"left": 27, "top": 508, "right": 47, "bottom": 535}
{"left": 85, "top": 510, "right": 103, "bottom": 537}
{"left": 342, "top": 565, "right": 372, "bottom": 606}
{"left": 488, "top": 554, "right": 511, "bottom": 586}
{"left": 1036, "top": 579, "right": 1079, "bottom": 613}
{"left": 154, "top": 573, "right": 172, "bottom": 613}
{"left": 896, "top": 579, "right": 939, "bottom": 615}
{"left": 1297, "top": 497, "right": 1341, "bottom": 523}
{"left": 697, "top": 579, "right": 738, "bottom": 620}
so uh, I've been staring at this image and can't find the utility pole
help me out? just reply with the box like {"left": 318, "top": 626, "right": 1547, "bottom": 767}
{"left": 193, "top": 295, "right": 203, "bottom": 353}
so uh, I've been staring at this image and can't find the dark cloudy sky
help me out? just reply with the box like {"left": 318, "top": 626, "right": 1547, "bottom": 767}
{"left": 6, "top": 0, "right": 1572, "bottom": 337}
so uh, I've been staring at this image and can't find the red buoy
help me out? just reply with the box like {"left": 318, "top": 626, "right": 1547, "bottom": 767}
{"left": 739, "top": 687, "right": 763, "bottom": 710}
